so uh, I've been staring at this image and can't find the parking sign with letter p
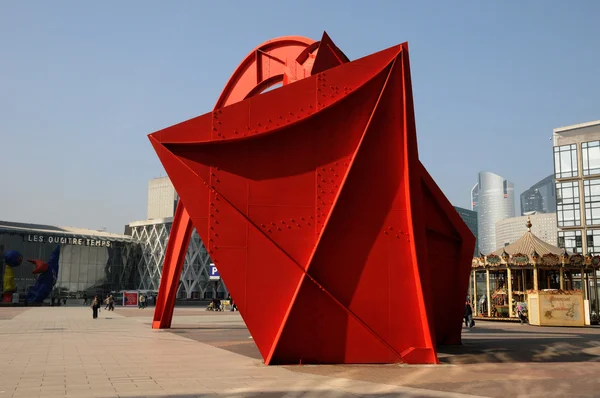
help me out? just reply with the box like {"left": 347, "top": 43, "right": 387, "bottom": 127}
{"left": 209, "top": 263, "right": 220, "bottom": 280}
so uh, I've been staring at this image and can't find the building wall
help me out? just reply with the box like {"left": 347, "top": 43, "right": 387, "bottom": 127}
{"left": 520, "top": 174, "right": 556, "bottom": 215}
{"left": 553, "top": 120, "right": 600, "bottom": 254}
{"left": 0, "top": 231, "right": 139, "bottom": 296}
{"left": 127, "top": 218, "right": 228, "bottom": 299}
{"left": 147, "top": 177, "right": 178, "bottom": 220}
{"left": 475, "top": 172, "right": 516, "bottom": 253}
{"left": 453, "top": 206, "right": 478, "bottom": 254}
{"left": 495, "top": 213, "right": 558, "bottom": 248}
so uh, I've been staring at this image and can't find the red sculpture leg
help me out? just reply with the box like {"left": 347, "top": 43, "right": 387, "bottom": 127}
{"left": 417, "top": 161, "right": 476, "bottom": 345}
{"left": 152, "top": 202, "right": 193, "bottom": 329}
{"left": 150, "top": 33, "right": 475, "bottom": 365}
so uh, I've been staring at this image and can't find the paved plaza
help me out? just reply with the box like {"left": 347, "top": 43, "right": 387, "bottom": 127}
{"left": 0, "top": 306, "right": 599, "bottom": 398}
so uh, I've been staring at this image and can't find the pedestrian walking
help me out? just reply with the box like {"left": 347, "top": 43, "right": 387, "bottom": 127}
{"left": 91, "top": 296, "right": 100, "bottom": 319}
{"left": 464, "top": 301, "right": 474, "bottom": 328}
{"left": 227, "top": 294, "right": 237, "bottom": 312}
{"left": 83, "top": 293, "right": 88, "bottom": 306}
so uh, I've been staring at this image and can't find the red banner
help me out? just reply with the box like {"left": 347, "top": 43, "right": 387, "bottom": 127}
{"left": 123, "top": 291, "right": 138, "bottom": 307}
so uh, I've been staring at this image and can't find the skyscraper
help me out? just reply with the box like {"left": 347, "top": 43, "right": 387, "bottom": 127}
{"left": 471, "top": 183, "right": 479, "bottom": 212}
{"left": 454, "top": 206, "right": 478, "bottom": 255}
{"left": 520, "top": 174, "right": 556, "bottom": 215}
{"left": 473, "top": 172, "right": 516, "bottom": 254}
{"left": 147, "top": 177, "right": 179, "bottom": 219}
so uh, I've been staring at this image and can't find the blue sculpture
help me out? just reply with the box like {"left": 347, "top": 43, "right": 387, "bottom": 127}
{"left": 27, "top": 245, "right": 60, "bottom": 303}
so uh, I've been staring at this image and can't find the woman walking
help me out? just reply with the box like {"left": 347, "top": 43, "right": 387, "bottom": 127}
{"left": 91, "top": 296, "right": 100, "bottom": 319}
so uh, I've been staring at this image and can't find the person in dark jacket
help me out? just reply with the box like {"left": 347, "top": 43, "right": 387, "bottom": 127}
{"left": 464, "top": 301, "right": 474, "bottom": 328}
{"left": 91, "top": 296, "right": 100, "bottom": 319}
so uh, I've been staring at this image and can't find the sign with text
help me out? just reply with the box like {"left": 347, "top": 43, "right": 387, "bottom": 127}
{"left": 24, "top": 234, "right": 113, "bottom": 247}
{"left": 123, "top": 291, "right": 139, "bottom": 307}
{"left": 539, "top": 292, "right": 584, "bottom": 326}
{"left": 209, "top": 263, "right": 220, "bottom": 280}
{"left": 529, "top": 291, "right": 585, "bottom": 327}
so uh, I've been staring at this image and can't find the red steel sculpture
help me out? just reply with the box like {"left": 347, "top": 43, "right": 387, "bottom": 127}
{"left": 149, "top": 32, "right": 475, "bottom": 365}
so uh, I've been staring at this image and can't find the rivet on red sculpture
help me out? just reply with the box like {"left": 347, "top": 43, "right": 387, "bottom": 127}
{"left": 149, "top": 32, "right": 475, "bottom": 365}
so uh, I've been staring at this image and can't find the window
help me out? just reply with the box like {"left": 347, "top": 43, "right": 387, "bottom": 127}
{"left": 584, "top": 179, "right": 600, "bottom": 226}
{"left": 582, "top": 141, "right": 600, "bottom": 176}
{"left": 556, "top": 181, "right": 581, "bottom": 227}
{"left": 553, "top": 144, "right": 578, "bottom": 178}
{"left": 558, "top": 230, "right": 582, "bottom": 253}
{"left": 587, "top": 229, "right": 600, "bottom": 255}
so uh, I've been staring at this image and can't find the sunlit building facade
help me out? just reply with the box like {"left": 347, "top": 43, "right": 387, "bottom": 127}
{"left": 553, "top": 120, "right": 600, "bottom": 254}
{"left": 473, "top": 172, "right": 515, "bottom": 254}
{"left": 496, "top": 213, "right": 557, "bottom": 248}
{"left": 147, "top": 177, "right": 179, "bottom": 220}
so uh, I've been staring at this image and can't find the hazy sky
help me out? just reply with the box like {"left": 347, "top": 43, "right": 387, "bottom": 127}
{"left": 1, "top": 1, "right": 599, "bottom": 233}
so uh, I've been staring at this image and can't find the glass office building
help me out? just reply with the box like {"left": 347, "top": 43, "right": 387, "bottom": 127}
{"left": 453, "top": 206, "right": 478, "bottom": 255}
{"left": 520, "top": 174, "right": 556, "bottom": 215}
{"left": 472, "top": 172, "right": 515, "bottom": 254}
{"left": 553, "top": 120, "right": 600, "bottom": 254}
{"left": 0, "top": 221, "right": 140, "bottom": 298}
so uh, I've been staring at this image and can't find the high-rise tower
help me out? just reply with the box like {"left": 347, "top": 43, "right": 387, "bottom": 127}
{"left": 473, "top": 172, "right": 515, "bottom": 253}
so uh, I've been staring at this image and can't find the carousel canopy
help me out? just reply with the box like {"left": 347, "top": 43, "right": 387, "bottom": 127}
{"left": 473, "top": 216, "right": 580, "bottom": 268}
{"left": 472, "top": 217, "right": 599, "bottom": 268}
{"left": 489, "top": 229, "right": 564, "bottom": 257}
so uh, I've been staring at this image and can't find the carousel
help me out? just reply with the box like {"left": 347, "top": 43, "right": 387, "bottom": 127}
{"left": 471, "top": 217, "right": 600, "bottom": 326}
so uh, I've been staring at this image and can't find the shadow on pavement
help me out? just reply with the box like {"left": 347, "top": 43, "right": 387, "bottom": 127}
{"left": 439, "top": 323, "right": 600, "bottom": 364}
{"left": 160, "top": 318, "right": 600, "bottom": 365}
{"left": 168, "top": 324, "right": 262, "bottom": 361}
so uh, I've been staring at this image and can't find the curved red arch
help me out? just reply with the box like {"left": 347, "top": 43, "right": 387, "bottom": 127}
{"left": 243, "top": 75, "right": 284, "bottom": 100}
{"left": 214, "top": 36, "right": 317, "bottom": 110}
{"left": 152, "top": 33, "right": 348, "bottom": 333}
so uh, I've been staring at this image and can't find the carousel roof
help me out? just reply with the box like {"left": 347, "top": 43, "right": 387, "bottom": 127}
{"left": 490, "top": 230, "right": 565, "bottom": 257}
{"left": 470, "top": 216, "right": 588, "bottom": 268}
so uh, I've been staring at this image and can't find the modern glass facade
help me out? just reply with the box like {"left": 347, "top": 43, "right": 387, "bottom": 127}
{"left": 473, "top": 172, "right": 515, "bottom": 254}
{"left": 453, "top": 206, "right": 478, "bottom": 255}
{"left": 126, "top": 218, "right": 228, "bottom": 299}
{"left": 556, "top": 180, "right": 581, "bottom": 227}
{"left": 581, "top": 141, "right": 600, "bottom": 176}
{"left": 554, "top": 144, "right": 578, "bottom": 178}
{"left": 584, "top": 178, "right": 600, "bottom": 226}
{"left": 553, "top": 120, "right": 600, "bottom": 255}
{"left": 0, "top": 222, "right": 140, "bottom": 298}
{"left": 520, "top": 174, "right": 556, "bottom": 215}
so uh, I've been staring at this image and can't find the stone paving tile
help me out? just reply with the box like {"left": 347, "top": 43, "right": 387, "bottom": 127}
{"left": 1, "top": 307, "right": 487, "bottom": 398}
{"left": 5, "top": 306, "right": 600, "bottom": 397}
{"left": 0, "top": 307, "right": 31, "bottom": 320}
